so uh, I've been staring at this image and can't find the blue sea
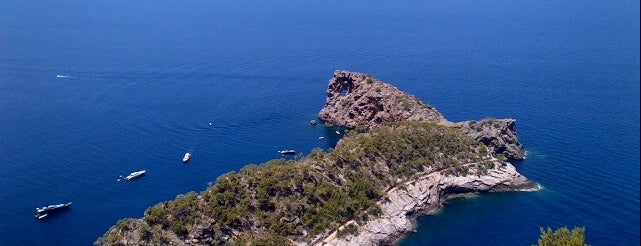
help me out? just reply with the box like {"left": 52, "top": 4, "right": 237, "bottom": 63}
{"left": 1, "top": 1, "right": 638, "bottom": 245}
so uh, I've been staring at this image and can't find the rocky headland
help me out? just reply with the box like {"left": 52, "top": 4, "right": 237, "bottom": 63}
{"left": 96, "top": 70, "right": 535, "bottom": 246}
{"left": 318, "top": 70, "right": 449, "bottom": 129}
{"left": 319, "top": 70, "right": 525, "bottom": 160}
{"left": 314, "top": 70, "right": 533, "bottom": 245}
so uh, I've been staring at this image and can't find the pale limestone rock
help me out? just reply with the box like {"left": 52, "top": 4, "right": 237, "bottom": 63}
{"left": 319, "top": 161, "right": 536, "bottom": 246}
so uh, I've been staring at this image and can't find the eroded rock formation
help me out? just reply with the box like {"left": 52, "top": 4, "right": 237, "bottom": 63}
{"left": 318, "top": 70, "right": 449, "bottom": 129}
{"left": 457, "top": 118, "right": 526, "bottom": 160}
{"left": 318, "top": 70, "right": 526, "bottom": 160}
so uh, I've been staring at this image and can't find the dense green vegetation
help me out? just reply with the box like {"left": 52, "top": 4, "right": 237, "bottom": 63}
{"left": 96, "top": 121, "right": 496, "bottom": 245}
{"left": 534, "top": 226, "right": 589, "bottom": 246}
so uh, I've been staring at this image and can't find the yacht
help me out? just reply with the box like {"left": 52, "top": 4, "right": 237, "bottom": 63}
{"left": 278, "top": 149, "right": 296, "bottom": 155}
{"left": 35, "top": 202, "right": 72, "bottom": 219}
{"left": 124, "top": 170, "right": 146, "bottom": 180}
{"left": 183, "top": 152, "right": 191, "bottom": 163}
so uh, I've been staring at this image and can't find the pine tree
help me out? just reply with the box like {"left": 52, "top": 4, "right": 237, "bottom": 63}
{"left": 534, "top": 226, "right": 589, "bottom": 246}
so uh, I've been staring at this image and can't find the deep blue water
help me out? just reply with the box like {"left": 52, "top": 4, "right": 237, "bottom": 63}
{"left": 1, "top": 1, "right": 638, "bottom": 245}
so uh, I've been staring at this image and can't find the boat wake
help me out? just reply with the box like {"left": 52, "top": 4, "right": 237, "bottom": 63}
{"left": 518, "top": 183, "right": 543, "bottom": 192}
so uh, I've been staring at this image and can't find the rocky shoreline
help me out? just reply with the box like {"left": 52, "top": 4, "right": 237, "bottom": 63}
{"left": 314, "top": 70, "right": 535, "bottom": 245}
{"left": 316, "top": 161, "right": 537, "bottom": 246}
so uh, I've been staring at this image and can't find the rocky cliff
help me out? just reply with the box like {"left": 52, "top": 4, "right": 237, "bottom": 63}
{"left": 456, "top": 118, "right": 526, "bottom": 160}
{"left": 318, "top": 70, "right": 526, "bottom": 160}
{"left": 318, "top": 161, "right": 536, "bottom": 246}
{"left": 318, "top": 70, "right": 449, "bottom": 129}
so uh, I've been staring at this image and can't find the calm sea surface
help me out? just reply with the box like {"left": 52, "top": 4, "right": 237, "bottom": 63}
{"left": 1, "top": 1, "right": 638, "bottom": 245}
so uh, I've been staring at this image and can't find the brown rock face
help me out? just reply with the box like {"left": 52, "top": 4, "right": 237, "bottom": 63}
{"left": 318, "top": 70, "right": 526, "bottom": 160}
{"left": 318, "top": 70, "right": 448, "bottom": 129}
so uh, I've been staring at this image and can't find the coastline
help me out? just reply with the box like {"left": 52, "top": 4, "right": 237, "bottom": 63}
{"left": 96, "top": 71, "right": 538, "bottom": 245}
{"left": 313, "top": 70, "right": 536, "bottom": 245}
{"left": 386, "top": 184, "right": 542, "bottom": 246}
{"left": 318, "top": 161, "right": 538, "bottom": 246}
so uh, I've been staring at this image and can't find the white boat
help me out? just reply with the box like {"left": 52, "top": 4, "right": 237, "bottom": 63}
{"left": 124, "top": 170, "right": 146, "bottom": 180}
{"left": 278, "top": 149, "right": 296, "bottom": 155}
{"left": 35, "top": 202, "right": 72, "bottom": 219}
{"left": 335, "top": 130, "right": 341, "bottom": 135}
{"left": 183, "top": 152, "right": 191, "bottom": 163}
{"left": 36, "top": 202, "right": 72, "bottom": 214}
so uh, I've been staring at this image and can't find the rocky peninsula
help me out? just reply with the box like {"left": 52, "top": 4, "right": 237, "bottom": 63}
{"left": 96, "top": 70, "right": 535, "bottom": 245}
{"left": 319, "top": 70, "right": 525, "bottom": 160}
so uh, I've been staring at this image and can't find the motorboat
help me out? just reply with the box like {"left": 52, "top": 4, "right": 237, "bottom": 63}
{"left": 35, "top": 202, "right": 72, "bottom": 219}
{"left": 124, "top": 170, "right": 146, "bottom": 181}
{"left": 183, "top": 152, "right": 191, "bottom": 163}
{"left": 278, "top": 149, "right": 296, "bottom": 155}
